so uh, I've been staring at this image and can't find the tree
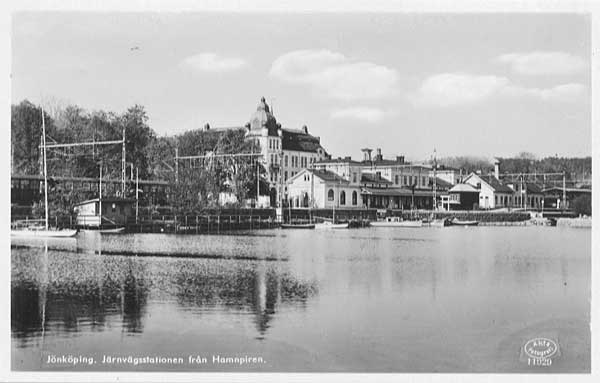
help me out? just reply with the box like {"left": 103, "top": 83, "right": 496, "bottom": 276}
{"left": 571, "top": 194, "right": 591, "bottom": 216}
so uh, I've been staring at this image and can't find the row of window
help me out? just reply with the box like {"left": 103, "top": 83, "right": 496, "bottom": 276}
{"left": 327, "top": 189, "right": 358, "bottom": 206}
{"left": 268, "top": 138, "right": 279, "bottom": 150}
{"left": 284, "top": 155, "right": 315, "bottom": 168}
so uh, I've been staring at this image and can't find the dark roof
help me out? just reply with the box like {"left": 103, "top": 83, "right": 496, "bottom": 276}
{"left": 361, "top": 187, "right": 435, "bottom": 197}
{"left": 361, "top": 173, "right": 393, "bottom": 184}
{"left": 434, "top": 177, "right": 453, "bottom": 189}
{"left": 524, "top": 182, "right": 543, "bottom": 194}
{"left": 543, "top": 186, "right": 592, "bottom": 194}
{"left": 75, "top": 198, "right": 135, "bottom": 206}
{"left": 281, "top": 128, "right": 324, "bottom": 154}
{"left": 306, "top": 169, "right": 349, "bottom": 184}
{"left": 315, "top": 158, "right": 362, "bottom": 165}
{"left": 473, "top": 173, "right": 514, "bottom": 193}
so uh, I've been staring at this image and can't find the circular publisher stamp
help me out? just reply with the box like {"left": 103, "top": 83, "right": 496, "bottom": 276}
{"left": 521, "top": 337, "right": 560, "bottom": 367}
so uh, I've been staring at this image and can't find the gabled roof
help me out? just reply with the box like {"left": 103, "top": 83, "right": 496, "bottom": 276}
{"left": 288, "top": 168, "right": 349, "bottom": 184}
{"left": 465, "top": 173, "right": 514, "bottom": 193}
{"left": 449, "top": 183, "right": 479, "bottom": 193}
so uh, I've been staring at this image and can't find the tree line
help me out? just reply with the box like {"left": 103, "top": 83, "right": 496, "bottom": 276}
{"left": 11, "top": 100, "right": 266, "bottom": 214}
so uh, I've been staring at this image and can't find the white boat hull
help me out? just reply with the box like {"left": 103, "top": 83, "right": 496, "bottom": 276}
{"left": 81, "top": 227, "right": 126, "bottom": 234}
{"left": 315, "top": 222, "right": 348, "bottom": 230}
{"left": 11, "top": 229, "right": 79, "bottom": 238}
{"left": 371, "top": 220, "right": 423, "bottom": 228}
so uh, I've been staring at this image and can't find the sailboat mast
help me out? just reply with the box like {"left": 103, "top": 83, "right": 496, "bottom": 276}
{"left": 99, "top": 162, "right": 102, "bottom": 227}
{"left": 41, "top": 106, "right": 49, "bottom": 230}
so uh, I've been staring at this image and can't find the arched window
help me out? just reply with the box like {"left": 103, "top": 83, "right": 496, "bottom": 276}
{"left": 352, "top": 191, "right": 358, "bottom": 205}
{"left": 340, "top": 191, "right": 346, "bottom": 205}
{"left": 328, "top": 189, "right": 334, "bottom": 201}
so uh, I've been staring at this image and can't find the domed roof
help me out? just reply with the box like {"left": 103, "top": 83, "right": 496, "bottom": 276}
{"left": 249, "top": 97, "right": 279, "bottom": 135}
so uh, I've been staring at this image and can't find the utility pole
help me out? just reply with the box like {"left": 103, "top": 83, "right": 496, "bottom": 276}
{"left": 121, "top": 127, "right": 126, "bottom": 197}
{"left": 41, "top": 106, "right": 49, "bottom": 230}
{"left": 432, "top": 149, "right": 437, "bottom": 211}
{"left": 99, "top": 162, "right": 103, "bottom": 227}
{"left": 135, "top": 167, "right": 139, "bottom": 223}
{"left": 562, "top": 171, "right": 566, "bottom": 211}
{"left": 175, "top": 147, "right": 179, "bottom": 183}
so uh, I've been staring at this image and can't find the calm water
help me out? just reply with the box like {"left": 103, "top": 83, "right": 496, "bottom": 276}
{"left": 11, "top": 226, "right": 590, "bottom": 372}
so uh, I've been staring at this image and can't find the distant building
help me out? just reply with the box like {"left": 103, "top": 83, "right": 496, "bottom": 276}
{"left": 74, "top": 197, "right": 134, "bottom": 228}
{"left": 462, "top": 173, "right": 514, "bottom": 209}
{"left": 287, "top": 168, "right": 356, "bottom": 208}
{"left": 446, "top": 183, "right": 480, "bottom": 210}
{"left": 244, "top": 97, "right": 329, "bottom": 206}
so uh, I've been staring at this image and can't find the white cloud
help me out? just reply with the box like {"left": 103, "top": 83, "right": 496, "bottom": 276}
{"left": 330, "top": 107, "right": 386, "bottom": 123}
{"left": 269, "top": 49, "right": 398, "bottom": 100}
{"left": 412, "top": 73, "right": 509, "bottom": 107}
{"left": 496, "top": 51, "right": 586, "bottom": 76}
{"left": 412, "top": 72, "right": 586, "bottom": 107}
{"left": 180, "top": 53, "right": 246, "bottom": 73}
{"left": 507, "top": 83, "right": 587, "bottom": 102}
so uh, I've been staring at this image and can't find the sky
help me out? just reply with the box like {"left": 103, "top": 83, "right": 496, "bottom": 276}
{"left": 11, "top": 12, "right": 591, "bottom": 162}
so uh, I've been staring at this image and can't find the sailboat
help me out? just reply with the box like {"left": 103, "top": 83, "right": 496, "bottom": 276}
{"left": 11, "top": 107, "right": 78, "bottom": 238}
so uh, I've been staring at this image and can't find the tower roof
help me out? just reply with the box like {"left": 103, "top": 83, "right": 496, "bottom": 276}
{"left": 248, "top": 97, "right": 279, "bottom": 135}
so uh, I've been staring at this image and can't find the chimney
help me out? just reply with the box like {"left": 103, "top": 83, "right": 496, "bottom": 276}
{"left": 375, "top": 148, "right": 383, "bottom": 161}
{"left": 361, "top": 148, "right": 373, "bottom": 162}
{"left": 396, "top": 155, "right": 405, "bottom": 164}
{"left": 344, "top": 156, "right": 351, "bottom": 161}
{"left": 302, "top": 125, "right": 308, "bottom": 134}
{"left": 494, "top": 158, "right": 500, "bottom": 179}
{"left": 203, "top": 123, "right": 210, "bottom": 131}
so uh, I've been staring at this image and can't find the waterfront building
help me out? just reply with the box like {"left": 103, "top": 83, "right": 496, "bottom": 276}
{"left": 287, "top": 168, "right": 357, "bottom": 208}
{"left": 244, "top": 97, "right": 329, "bottom": 206}
{"left": 506, "top": 182, "right": 544, "bottom": 209}
{"left": 462, "top": 172, "right": 515, "bottom": 209}
{"left": 74, "top": 197, "right": 134, "bottom": 228}
{"left": 445, "top": 183, "right": 480, "bottom": 210}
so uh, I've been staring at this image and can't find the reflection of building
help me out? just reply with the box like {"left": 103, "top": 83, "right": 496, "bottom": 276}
{"left": 244, "top": 98, "right": 329, "bottom": 206}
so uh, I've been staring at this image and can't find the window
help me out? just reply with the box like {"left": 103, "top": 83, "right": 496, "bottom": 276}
{"left": 328, "top": 189, "right": 334, "bottom": 201}
{"left": 395, "top": 175, "right": 399, "bottom": 184}
{"left": 353, "top": 173, "right": 357, "bottom": 183}
{"left": 284, "top": 171, "right": 288, "bottom": 181}
{"left": 423, "top": 177, "right": 427, "bottom": 186}
{"left": 495, "top": 196, "right": 498, "bottom": 205}
{"left": 352, "top": 191, "right": 357, "bottom": 205}
{"left": 284, "top": 155, "right": 288, "bottom": 167}
{"left": 403, "top": 176, "right": 407, "bottom": 185}
{"left": 340, "top": 191, "right": 346, "bottom": 205}
{"left": 408, "top": 176, "right": 412, "bottom": 186}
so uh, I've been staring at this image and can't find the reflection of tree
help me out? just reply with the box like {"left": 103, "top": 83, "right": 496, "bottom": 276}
{"left": 11, "top": 262, "right": 149, "bottom": 340}
{"left": 121, "top": 264, "right": 148, "bottom": 333}
{"left": 11, "top": 282, "right": 43, "bottom": 343}
{"left": 174, "top": 263, "right": 318, "bottom": 337}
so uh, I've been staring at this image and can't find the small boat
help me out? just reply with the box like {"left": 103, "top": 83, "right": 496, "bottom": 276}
{"left": 281, "top": 223, "right": 315, "bottom": 229}
{"left": 11, "top": 220, "right": 78, "bottom": 238}
{"left": 81, "top": 227, "right": 126, "bottom": 234}
{"left": 371, "top": 217, "right": 423, "bottom": 228}
{"left": 315, "top": 221, "right": 348, "bottom": 229}
{"left": 449, "top": 218, "right": 479, "bottom": 226}
{"left": 429, "top": 218, "right": 451, "bottom": 227}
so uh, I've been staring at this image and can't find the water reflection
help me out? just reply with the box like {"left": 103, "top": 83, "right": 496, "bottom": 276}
{"left": 12, "top": 244, "right": 318, "bottom": 345}
{"left": 11, "top": 227, "right": 591, "bottom": 372}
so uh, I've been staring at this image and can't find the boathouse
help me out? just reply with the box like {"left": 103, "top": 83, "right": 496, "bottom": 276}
{"left": 74, "top": 198, "right": 134, "bottom": 227}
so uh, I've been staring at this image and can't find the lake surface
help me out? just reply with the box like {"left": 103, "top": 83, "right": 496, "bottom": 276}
{"left": 11, "top": 226, "right": 590, "bottom": 372}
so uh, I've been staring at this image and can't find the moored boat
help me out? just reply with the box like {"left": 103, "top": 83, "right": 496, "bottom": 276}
{"left": 371, "top": 217, "right": 423, "bottom": 228}
{"left": 449, "top": 218, "right": 479, "bottom": 226}
{"left": 314, "top": 221, "right": 348, "bottom": 229}
{"left": 281, "top": 223, "right": 315, "bottom": 229}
